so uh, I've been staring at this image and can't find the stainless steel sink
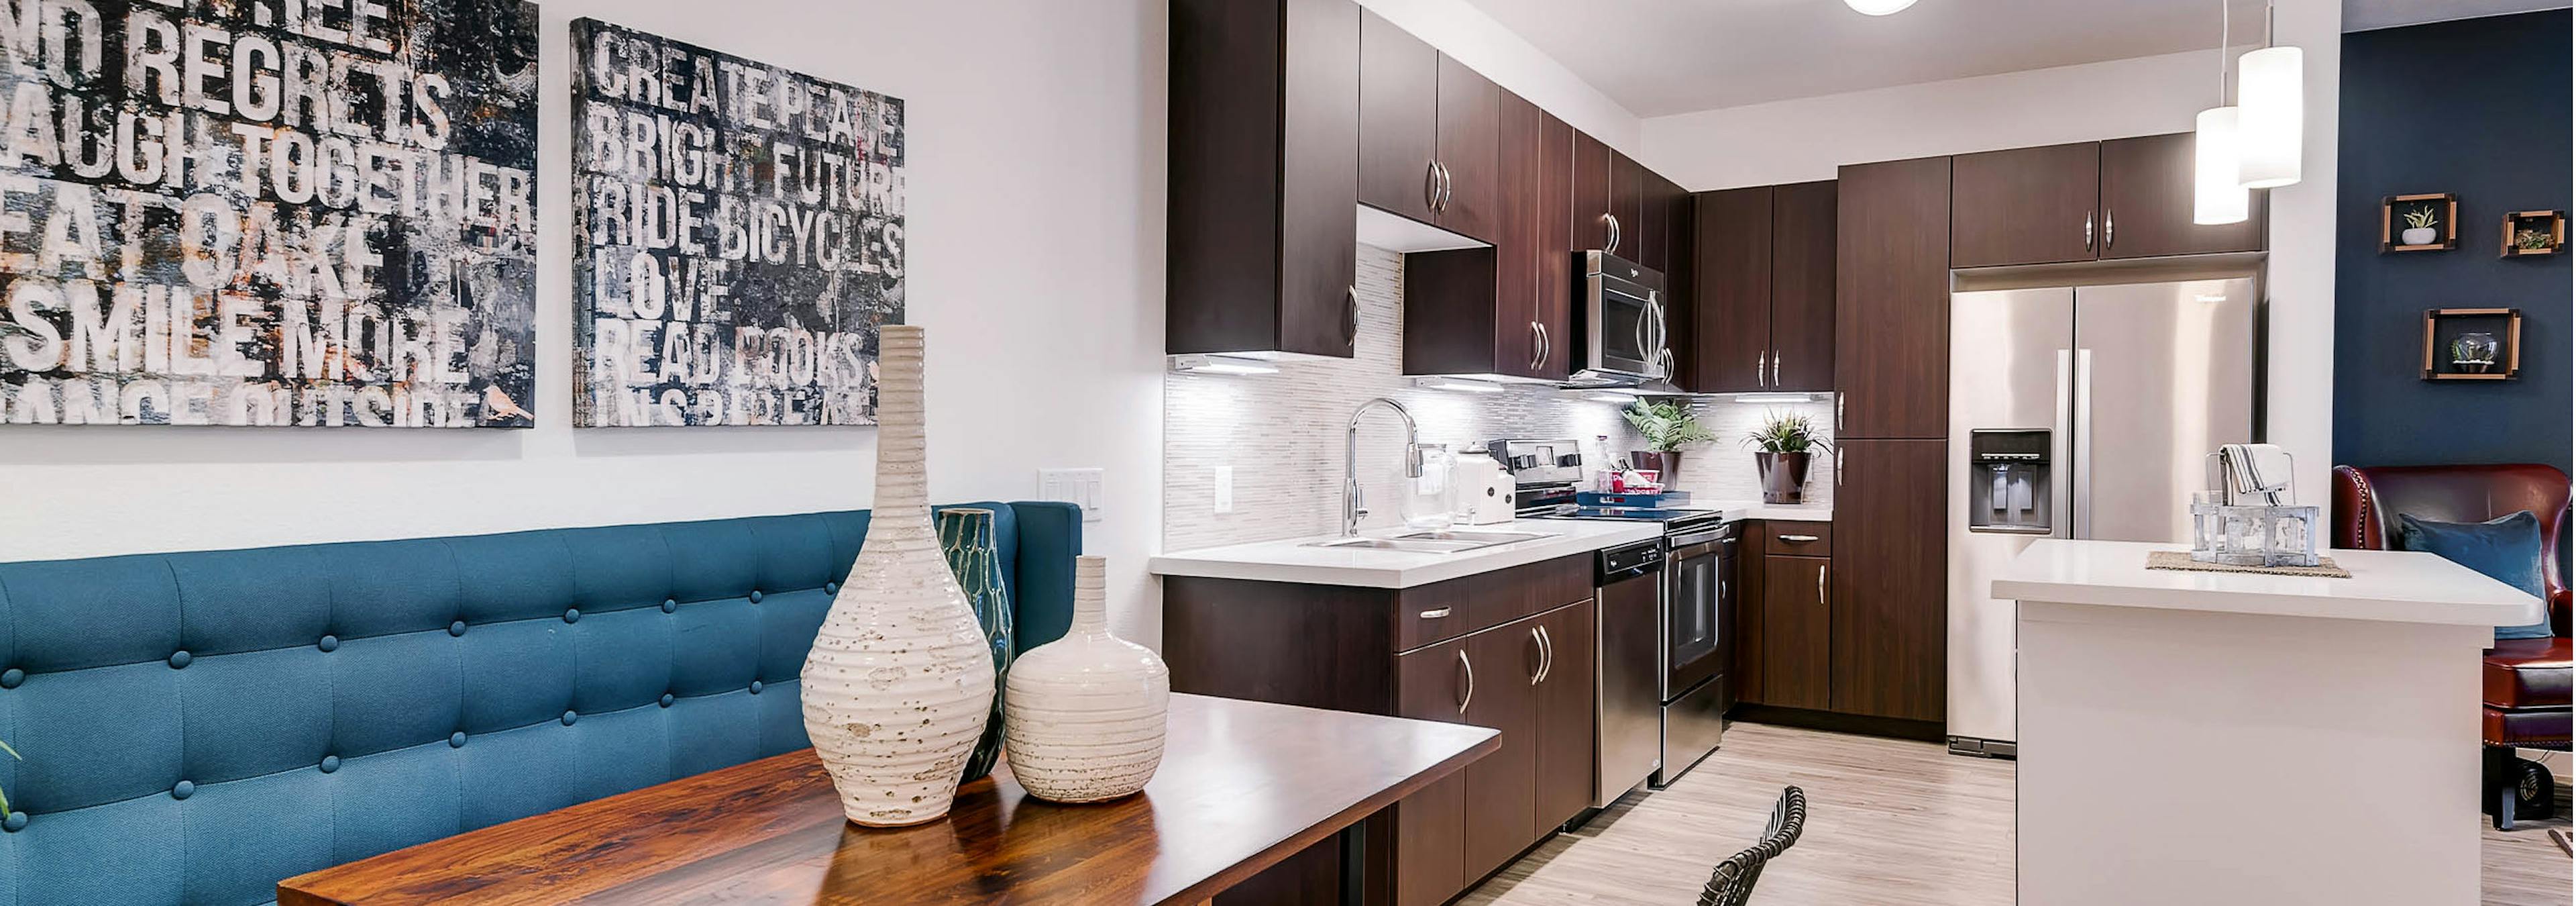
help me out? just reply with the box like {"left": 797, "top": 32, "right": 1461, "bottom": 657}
{"left": 1303, "top": 529, "right": 1557, "bottom": 554}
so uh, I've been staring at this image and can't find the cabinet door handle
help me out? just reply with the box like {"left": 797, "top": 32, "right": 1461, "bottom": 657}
{"left": 1528, "top": 321, "right": 1545, "bottom": 370}
{"left": 1418, "top": 607, "right": 1452, "bottom": 619}
{"left": 1776, "top": 534, "right": 1821, "bottom": 543}
{"left": 1756, "top": 350, "right": 1768, "bottom": 388}
{"left": 2084, "top": 211, "right": 2095, "bottom": 251}
{"left": 1437, "top": 162, "right": 1454, "bottom": 213}
{"left": 1342, "top": 285, "right": 1358, "bottom": 344}
{"left": 1817, "top": 562, "right": 1829, "bottom": 604}
{"left": 1835, "top": 395, "right": 1845, "bottom": 432}
{"left": 1540, "top": 625, "right": 1554, "bottom": 684}
{"left": 1835, "top": 448, "right": 1845, "bottom": 487}
{"left": 2104, "top": 208, "right": 2114, "bottom": 250}
{"left": 1603, "top": 213, "right": 1621, "bottom": 254}
{"left": 1772, "top": 350, "right": 1782, "bottom": 387}
{"left": 1537, "top": 322, "right": 1550, "bottom": 370}
{"left": 1425, "top": 160, "right": 1442, "bottom": 213}
{"left": 1456, "top": 649, "right": 1475, "bottom": 715}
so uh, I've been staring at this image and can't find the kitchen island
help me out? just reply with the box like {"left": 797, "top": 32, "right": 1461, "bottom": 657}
{"left": 1995, "top": 540, "right": 2545, "bottom": 906}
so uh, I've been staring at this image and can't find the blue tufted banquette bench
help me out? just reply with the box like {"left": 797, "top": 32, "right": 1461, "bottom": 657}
{"left": 0, "top": 502, "right": 1081, "bottom": 905}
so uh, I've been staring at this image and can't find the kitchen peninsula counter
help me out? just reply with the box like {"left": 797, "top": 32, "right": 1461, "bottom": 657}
{"left": 1148, "top": 519, "right": 1656, "bottom": 589}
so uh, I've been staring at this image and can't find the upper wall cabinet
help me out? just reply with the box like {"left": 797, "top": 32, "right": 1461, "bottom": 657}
{"left": 1572, "top": 132, "right": 1614, "bottom": 252}
{"left": 1358, "top": 13, "right": 1499, "bottom": 242}
{"left": 1690, "top": 181, "right": 1834, "bottom": 394}
{"left": 1836, "top": 156, "right": 1952, "bottom": 440}
{"left": 1951, "top": 134, "right": 2267, "bottom": 268}
{"left": 2097, "top": 132, "right": 2268, "bottom": 259}
{"left": 1168, "top": 0, "right": 1360, "bottom": 358}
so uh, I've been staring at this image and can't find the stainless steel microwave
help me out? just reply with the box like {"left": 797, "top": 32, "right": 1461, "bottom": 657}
{"left": 1576, "top": 250, "right": 1670, "bottom": 384}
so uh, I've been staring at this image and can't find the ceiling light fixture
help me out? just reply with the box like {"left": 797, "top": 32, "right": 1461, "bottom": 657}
{"left": 1843, "top": 0, "right": 1918, "bottom": 14}
{"left": 2193, "top": 0, "right": 2250, "bottom": 225}
{"left": 2235, "top": 3, "right": 2304, "bottom": 189}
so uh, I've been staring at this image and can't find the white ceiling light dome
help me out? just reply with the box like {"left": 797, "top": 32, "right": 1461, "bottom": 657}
{"left": 1843, "top": 0, "right": 1919, "bottom": 15}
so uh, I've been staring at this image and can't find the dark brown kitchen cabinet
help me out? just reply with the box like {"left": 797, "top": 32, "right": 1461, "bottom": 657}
{"left": 1460, "top": 617, "right": 1540, "bottom": 879}
{"left": 1531, "top": 599, "right": 1595, "bottom": 832}
{"left": 1951, "top": 134, "right": 2267, "bottom": 268}
{"left": 1533, "top": 113, "right": 1574, "bottom": 378}
{"left": 1164, "top": 556, "right": 1596, "bottom": 906}
{"left": 1572, "top": 132, "right": 1613, "bottom": 252}
{"left": 1168, "top": 0, "right": 1360, "bottom": 359}
{"left": 1688, "top": 181, "right": 1835, "bottom": 394}
{"left": 1830, "top": 439, "right": 1947, "bottom": 723}
{"left": 1357, "top": 9, "right": 1437, "bottom": 224}
{"left": 1392, "top": 638, "right": 1468, "bottom": 906}
{"left": 1610, "top": 152, "right": 1646, "bottom": 262}
{"left": 1951, "top": 142, "right": 2102, "bottom": 268}
{"left": 1760, "top": 553, "right": 1832, "bottom": 711}
{"left": 1403, "top": 89, "right": 1546, "bottom": 380}
{"left": 1433, "top": 55, "right": 1501, "bottom": 241}
{"left": 2098, "top": 132, "right": 2267, "bottom": 258}
{"left": 1835, "top": 156, "right": 1951, "bottom": 440}
{"left": 1357, "top": 11, "right": 1498, "bottom": 242}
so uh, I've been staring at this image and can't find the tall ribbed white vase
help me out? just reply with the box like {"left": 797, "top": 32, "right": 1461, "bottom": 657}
{"left": 1003, "top": 556, "right": 1170, "bottom": 803}
{"left": 800, "top": 325, "right": 996, "bottom": 827}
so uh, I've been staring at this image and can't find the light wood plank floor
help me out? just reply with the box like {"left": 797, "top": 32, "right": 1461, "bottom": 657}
{"left": 1461, "top": 721, "right": 2572, "bottom": 905}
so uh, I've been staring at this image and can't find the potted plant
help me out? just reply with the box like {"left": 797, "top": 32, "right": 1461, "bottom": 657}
{"left": 1743, "top": 411, "right": 1831, "bottom": 504}
{"left": 1621, "top": 399, "right": 1714, "bottom": 481}
{"left": 2400, "top": 205, "right": 2440, "bottom": 246}
{"left": 2450, "top": 333, "right": 2499, "bottom": 374}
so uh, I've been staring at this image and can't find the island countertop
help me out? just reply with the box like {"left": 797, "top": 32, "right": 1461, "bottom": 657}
{"left": 1148, "top": 519, "right": 1659, "bottom": 589}
{"left": 1994, "top": 539, "right": 2544, "bottom": 627}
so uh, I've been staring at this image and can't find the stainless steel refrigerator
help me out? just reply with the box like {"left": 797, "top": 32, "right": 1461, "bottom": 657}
{"left": 1945, "top": 278, "right": 2257, "bottom": 756}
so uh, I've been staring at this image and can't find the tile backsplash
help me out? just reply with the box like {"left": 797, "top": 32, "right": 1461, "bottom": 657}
{"left": 1163, "top": 244, "right": 1833, "bottom": 551}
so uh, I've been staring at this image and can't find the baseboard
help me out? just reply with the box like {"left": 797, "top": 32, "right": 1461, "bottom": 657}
{"left": 1729, "top": 704, "right": 1946, "bottom": 743}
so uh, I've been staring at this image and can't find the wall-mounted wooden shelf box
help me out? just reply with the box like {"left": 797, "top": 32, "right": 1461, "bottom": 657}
{"left": 2420, "top": 308, "right": 2522, "bottom": 381}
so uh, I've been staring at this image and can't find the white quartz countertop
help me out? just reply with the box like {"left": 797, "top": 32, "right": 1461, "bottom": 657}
{"left": 1148, "top": 519, "right": 1660, "bottom": 589}
{"left": 1712, "top": 501, "right": 1833, "bottom": 523}
{"left": 1995, "top": 539, "right": 2545, "bottom": 627}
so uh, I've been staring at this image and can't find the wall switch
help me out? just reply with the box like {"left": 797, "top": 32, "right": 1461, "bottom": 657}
{"left": 1038, "top": 468, "right": 1106, "bottom": 523}
{"left": 1214, "top": 466, "right": 1234, "bottom": 514}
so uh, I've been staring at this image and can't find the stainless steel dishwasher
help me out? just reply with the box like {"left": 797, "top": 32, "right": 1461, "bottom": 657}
{"left": 1593, "top": 538, "right": 1665, "bottom": 809}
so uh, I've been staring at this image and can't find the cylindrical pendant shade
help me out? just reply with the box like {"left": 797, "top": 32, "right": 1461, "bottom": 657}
{"left": 2194, "top": 106, "right": 2249, "bottom": 225}
{"left": 2236, "top": 46, "right": 2304, "bottom": 189}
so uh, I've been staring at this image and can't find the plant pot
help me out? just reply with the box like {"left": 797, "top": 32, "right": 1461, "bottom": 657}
{"left": 1756, "top": 452, "right": 1811, "bottom": 505}
{"left": 1630, "top": 451, "right": 1680, "bottom": 481}
{"left": 2402, "top": 227, "right": 2437, "bottom": 246}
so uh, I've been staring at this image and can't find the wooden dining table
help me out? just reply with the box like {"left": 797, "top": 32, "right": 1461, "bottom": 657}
{"left": 276, "top": 693, "right": 1500, "bottom": 905}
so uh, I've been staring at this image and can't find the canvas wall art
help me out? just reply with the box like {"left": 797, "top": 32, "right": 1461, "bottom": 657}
{"left": 572, "top": 18, "right": 905, "bottom": 427}
{"left": 0, "top": 0, "right": 541, "bottom": 427}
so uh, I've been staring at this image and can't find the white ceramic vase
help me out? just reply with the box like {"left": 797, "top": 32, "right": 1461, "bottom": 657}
{"left": 1002, "top": 556, "right": 1171, "bottom": 803}
{"left": 800, "top": 325, "right": 996, "bottom": 827}
{"left": 2402, "top": 226, "right": 2438, "bottom": 246}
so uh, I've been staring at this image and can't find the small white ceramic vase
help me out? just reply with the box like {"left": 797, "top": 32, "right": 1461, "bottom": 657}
{"left": 2402, "top": 226, "right": 2438, "bottom": 246}
{"left": 1002, "top": 556, "right": 1171, "bottom": 803}
{"left": 800, "top": 325, "right": 996, "bottom": 827}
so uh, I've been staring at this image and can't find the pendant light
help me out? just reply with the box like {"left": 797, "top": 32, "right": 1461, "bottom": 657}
{"left": 1843, "top": 0, "right": 1918, "bottom": 15}
{"left": 2235, "top": 3, "right": 2304, "bottom": 188}
{"left": 2194, "top": 0, "right": 2249, "bottom": 225}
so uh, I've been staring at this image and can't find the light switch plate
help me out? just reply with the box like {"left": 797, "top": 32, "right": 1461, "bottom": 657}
{"left": 1214, "top": 466, "right": 1234, "bottom": 514}
{"left": 1038, "top": 468, "right": 1105, "bottom": 523}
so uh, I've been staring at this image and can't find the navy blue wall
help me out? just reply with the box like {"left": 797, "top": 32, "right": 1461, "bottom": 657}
{"left": 2334, "top": 11, "right": 2570, "bottom": 472}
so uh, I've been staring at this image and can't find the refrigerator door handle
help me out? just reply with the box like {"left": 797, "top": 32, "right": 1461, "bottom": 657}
{"left": 2053, "top": 350, "right": 2076, "bottom": 540}
{"left": 2072, "top": 348, "right": 2094, "bottom": 540}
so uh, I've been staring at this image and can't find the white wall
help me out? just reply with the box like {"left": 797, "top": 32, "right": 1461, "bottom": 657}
{"left": 1642, "top": 0, "right": 2341, "bottom": 499}
{"left": 0, "top": 0, "right": 1171, "bottom": 644}
{"left": 1356, "top": 0, "right": 1643, "bottom": 153}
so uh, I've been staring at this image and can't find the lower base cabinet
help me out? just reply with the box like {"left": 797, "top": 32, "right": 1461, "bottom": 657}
{"left": 1165, "top": 558, "right": 1597, "bottom": 906}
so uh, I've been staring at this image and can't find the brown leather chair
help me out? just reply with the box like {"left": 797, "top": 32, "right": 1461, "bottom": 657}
{"left": 2332, "top": 464, "right": 2571, "bottom": 829}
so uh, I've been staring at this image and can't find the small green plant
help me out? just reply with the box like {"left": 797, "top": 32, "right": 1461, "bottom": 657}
{"left": 1622, "top": 399, "right": 1715, "bottom": 453}
{"left": 2450, "top": 336, "right": 2491, "bottom": 364}
{"left": 1742, "top": 410, "right": 1831, "bottom": 455}
{"left": 2515, "top": 228, "right": 2553, "bottom": 250}
{"left": 2402, "top": 205, "right": 2440, "bottom": 230}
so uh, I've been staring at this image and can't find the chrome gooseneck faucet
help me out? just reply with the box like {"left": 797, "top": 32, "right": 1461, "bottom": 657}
{"left": 1343, "top": 397, "right": 1425, "bottom": 537}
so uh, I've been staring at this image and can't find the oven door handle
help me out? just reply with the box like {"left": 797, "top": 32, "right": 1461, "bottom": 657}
{"left": 1668, "top": 539, "right": 1723, "bottom": 560}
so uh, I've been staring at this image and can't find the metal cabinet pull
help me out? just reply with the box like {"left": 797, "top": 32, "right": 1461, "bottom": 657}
{"left": 1342, "top": 285, "right": 1358, "bottom": 344}
{"left": 1539, "top": 625, "right": 1554, "bottom": 683}
{"left": 1425, "top": 161, "right": 1442, "bottom": 213}
{"left": 1419, "top": 607, "right": 1452, "bottom": 619}
{"left": 1603, "top": 213, "right": 1621, "bottom": 253}
{"left": 1435, "top": 162, "right": 1454, "bottom": 213}
{"left": 1536, "top": 322, "right": 1550, "bottom": 370}
{"left": 1835, "top": 448, "right": 1845, "bottom": 487}
{"left": 2103, "top": 209, "right": 2114, "bottom": 250}
{"left": 1756, "top": 350, "right": 1768, "bottom": 387}
{"left": 1835, "top": 395, "right": 1845, "bottom": 432}
{"left": 1456, "top": 649, "right": 1475, "bottom": 715}
{"left": 1527, "top": 626, "right": 1546, "bottom": 685}
{"left": 1776, "top": 534, "right": 1821, "bottom": 543}
{"left": 1817, "top": 562, "right": 1829, "bottom": 604}
{"left": 2084, "top": 212, "right": 2096, "bottom": 251}
{"left": 1772, "top": 352, "right": 1782, "bottom": 387}
{"left": 1527, "top": 321, "right": 1544, "bottom": 370}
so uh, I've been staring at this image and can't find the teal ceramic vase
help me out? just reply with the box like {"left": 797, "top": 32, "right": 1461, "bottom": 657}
{"left": 938, "top": 507, "right": 1014, "bottom": 782}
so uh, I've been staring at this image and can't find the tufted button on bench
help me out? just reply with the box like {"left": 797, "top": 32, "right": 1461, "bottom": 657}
{"left": 0, "top": 502, "right": 1083, "bottom": 906}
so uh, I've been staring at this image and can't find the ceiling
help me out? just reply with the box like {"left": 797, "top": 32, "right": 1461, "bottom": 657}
{"left": 1461, "top": 0, "right": 2569, "bottom": 117}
